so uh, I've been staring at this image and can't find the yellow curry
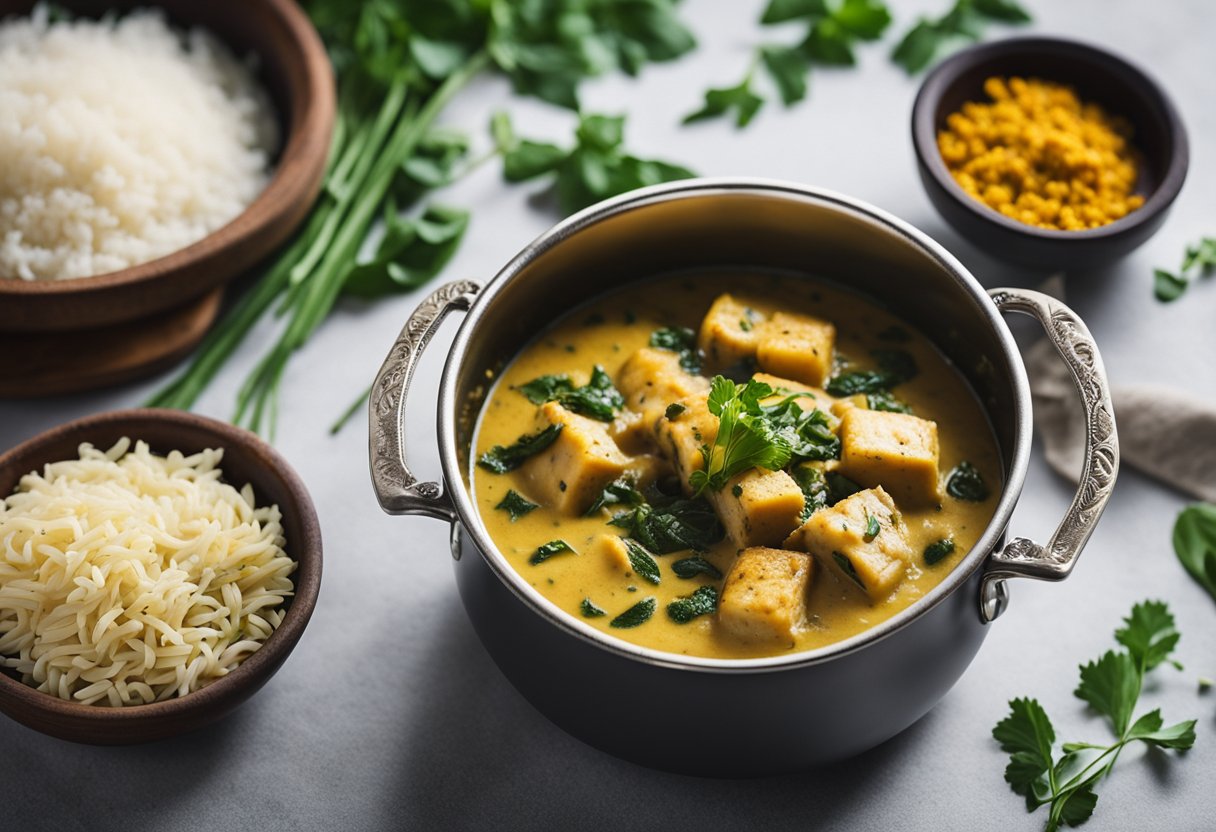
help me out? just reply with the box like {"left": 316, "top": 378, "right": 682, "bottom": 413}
{"left": 470, "top": 273, "right": 1001, "bottom": 659}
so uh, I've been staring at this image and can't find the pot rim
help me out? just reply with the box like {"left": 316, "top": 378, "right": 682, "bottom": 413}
{"left": 438, "top": 178, "right": 1032, "bottom": 673}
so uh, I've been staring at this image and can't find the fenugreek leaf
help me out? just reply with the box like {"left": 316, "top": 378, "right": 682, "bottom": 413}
{"left": 623, "top": 539, "right": 661, "bottom": 585}
{"left": 529, "top": 539, "right": 574, "bottom": 565}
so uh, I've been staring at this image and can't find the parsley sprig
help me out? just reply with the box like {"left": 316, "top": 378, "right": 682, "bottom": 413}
{"left": 689, "top": 376, "right": 840, "bottom": 495}
{"left": 491, "top": 111, "right": 696, "bottom": 215}
{"left": 684, "top": 0, "right": 892, "bottom": 128}
{"left": 993, "top": 601, "right": 1196, "bottom": 832}
{"left": 1155, "top": 237, "right": 1216, "bottom": 302}
{"left": 891, "top": 0, "right": 1031, "bottom": 75}
{"left": 1173, "top": 502, "right": 1216, "bottom": 601}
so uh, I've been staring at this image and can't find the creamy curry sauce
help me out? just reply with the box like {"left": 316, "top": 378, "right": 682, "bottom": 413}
{"left": 470, "top": 272, "right": 1001, "bottom": 659}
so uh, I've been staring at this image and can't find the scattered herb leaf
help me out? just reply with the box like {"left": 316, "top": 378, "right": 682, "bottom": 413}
{"left": 495, "top": 489, "right": 539, "bottom": 521}
{"left": 826, "top": 471, "right": 862, "bottom": 504}
{"left": 946, "top": 460, "right": 990, "bottom": 502}
{"left": 826, "top": 348, "right": 918, "bottom": 396}
{"left": 867, "top": 390, "right": 913, "bottom": 413}
{"left": 609, "top": 498, "right": 724, "bottom": 553}
{"left": 891, "top": 0, "right": 1031, "bottom": 75}
{"left": 671, "top": 556, "right": 724, "bottom": 580}
{"left": 1172, "top": 502, "right": 1216, "bottom": 602}
{"left": 863, "top": 513, "right": 880, "bottom": 541}
{"left": 478, "top": 424, "right": 563, "bottom": 473}
{"left": 585, "top": 477, "right": 645, "bottom": 516}
{"left": 1154, "top": 237, "right": 1216, "bottom": 302}
{"left": 832, "top": 551, "right": 865, "bottom": 588}
{"left": 667, "top": 585, "right": 719, "bottom": 623}
{"left": 529, "top": 539, "right": 574, "bottom": 565}
{"left": 623, "top": 539, "right": 662, "bottom": 585}
{"left": 649, "top": 326, "right": 702, "bottom": 373}
{"left": 516, "top": 365, "right": 623, "bottom": 421}
{"left": 792, "top": 463, "right": 830, "bottom": 521}
{"left": 923, "top": 537, "right": 955, "bottom": 565}
{"left": 665, "top": 402, "right": 688, "bottom": 420}
{"left": 580, "top": 598, "right": 606, "bottom": 618}
{"left": 610, "top": 596, "right": 657, "bottom": 628}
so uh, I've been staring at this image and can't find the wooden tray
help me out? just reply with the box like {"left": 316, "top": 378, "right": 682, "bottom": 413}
{"left": 0, "top": 289, "right": 222, "bottom": 398}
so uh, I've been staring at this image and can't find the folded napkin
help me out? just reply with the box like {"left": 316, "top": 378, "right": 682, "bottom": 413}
{"left": 1025, "top": 284, "right": 1216, "bottom": 502}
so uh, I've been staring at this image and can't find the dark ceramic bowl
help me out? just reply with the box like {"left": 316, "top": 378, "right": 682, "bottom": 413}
{"left": 0, "top": 409, "right": 322, "bottom": 744}
{"left": 368, "top": 179, "right": 1120, "bottom": 776}
{"left": 912, "top": 36, "right": 1188, "bottom": 271}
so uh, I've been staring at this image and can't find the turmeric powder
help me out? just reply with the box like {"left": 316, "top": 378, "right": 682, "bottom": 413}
{"left": 938, "top": 77, "right": 1143, "bottom": 231}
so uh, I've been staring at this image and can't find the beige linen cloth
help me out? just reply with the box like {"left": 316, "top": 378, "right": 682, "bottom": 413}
{"left": 1025, "top": 279, "right": 1216, "bottom": 502}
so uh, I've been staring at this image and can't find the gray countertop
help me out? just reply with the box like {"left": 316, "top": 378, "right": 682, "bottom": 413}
{"left": 2, "top": 1, "right": 1214, "bottom": 829}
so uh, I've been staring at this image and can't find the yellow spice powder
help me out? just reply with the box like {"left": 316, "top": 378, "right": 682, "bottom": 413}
{"left": 938, "top": 76, "right": 1144, "bottom": 231}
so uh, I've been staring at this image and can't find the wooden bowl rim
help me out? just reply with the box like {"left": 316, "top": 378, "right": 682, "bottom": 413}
{"left": 0, "top": 408, "right": 322, "bottom": 726}
{"left": 0, "top": 0, "right": 334, "bottom": 300}
{"left": 910, "top": 35, "right": 1190, "bottom": 243}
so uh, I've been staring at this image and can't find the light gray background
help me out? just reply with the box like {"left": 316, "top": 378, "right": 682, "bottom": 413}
{"left": 1, "top": 1, "right": 1214, "bottom": 829}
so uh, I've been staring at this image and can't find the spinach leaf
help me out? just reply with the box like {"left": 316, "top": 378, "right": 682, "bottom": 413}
{"left": 609, "top": 498, "right": 724, "bottom": 553}
{"left": 760, "top": 395, "right": 841, "bottom": 462}
{"left": 946, "top": 460, "right": 990, "bottom": 502}
{"left": 516, "top": 365, "right": 623, "bottom": 421}
{"left": 826, "top": 348, "right": 918, "bottom": 396}
{"left": 623, "top": 539, "right": 662, "bottom": 585}
{"left": 832, "top": 551, "right": 865, "bottom": 589}
{"left": 649, "top": 326, "right": 702, "bottom": 373}
{"left": 580, "top": 598, "right": 606, "bottom": 618}
{"left": 1172, "top": 503, "right": 1216, "bottom": 603}
{"left": 923, "top": 537, "right": 955, "bottom": 565}
{"left": 342, "top": 203, "right": 471, "bottom": 298}
{"left": 495, "top": 489, "right": 539, "bottom": 521}
{"left": 610, "top": 596, "right": 657, "bottom": 629}
{"left": 585, "top": 477, "right": 645, "bottom": 516}
{"left": 529, "top": 539, "right": 574, "bottom": 565}
{"left": 791, "top": 463, "right": 830, "bottom": 521}
{"left": 478, "top": 424, "right": 563, "bottom": 473}
{"left": 671, "top": 556, "right": 724, "bottom": 580}
{"left": 826, "top": 471, "right": 862, "bottom": 504}
{"left": 867, "top": 391, "right": 913, "bottom": 414}
{"left": 667, "top": 585, "right": 718, "bottom": 623}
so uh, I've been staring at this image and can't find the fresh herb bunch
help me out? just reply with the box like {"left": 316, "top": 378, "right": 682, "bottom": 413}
{"left": 684, "top": 0, "right": 892, "bottom": 128}
{"left": 993, "top": 601, "right": 1196, "bottom": 832}
{"left": 491, "top": 111, "right": 696, "bottom": 215}
{"left": 149, "top": 0, "right": 696, "bottom": 435}
{"left": 891, "top": 0, "right": 1031, "bottom": 74}
{"left": 1154, "top": 237, "right": 1216, "bottom": 302}
{"left": 1173, "top": 502, "right": 1216, "bottom": 601}
{"left": 690, "top": 376, "right": 840, "bottom": 496}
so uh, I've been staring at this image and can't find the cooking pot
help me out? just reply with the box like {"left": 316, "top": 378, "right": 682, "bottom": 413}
{"left": 367, "top": 179, "right": 1118, "bottom": 776}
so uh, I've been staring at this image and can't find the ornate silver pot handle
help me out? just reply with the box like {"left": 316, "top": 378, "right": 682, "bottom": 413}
{"left": 980, "top": 288, "right": 1120, "bottom": 622}
{"left": 368, "top": 280, "right": 481, "bottom": 521}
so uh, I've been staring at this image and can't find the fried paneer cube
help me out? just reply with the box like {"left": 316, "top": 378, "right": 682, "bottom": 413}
{"left": 784, "top": 486, "right": 912, "bottom": 601}
{"left": 698, "top": 294, "right": 765, "bottom": 371}
{"left": 617, "top": 347, "right": 710, "bottom": 422}
{"left": 709, "top": 469, "right": 806, "bottom": 549}
{"left": 755, "top": 311, "right": 836, "bottom": 387}
{"left": 521, "top": 402, "right": 628, "bottom": 515}
{"left": 838, "top": 406, "right": 941, "bottom": 506}
{"left": 718, "top": 546, "right": 815, "bottom": 644}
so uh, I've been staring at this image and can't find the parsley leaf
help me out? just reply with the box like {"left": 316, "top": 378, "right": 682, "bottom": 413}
{"left": 495, "top": 489, "right": 539, "bottom": 521}
{"left": 671, "top": 556, "right": 724, "bottom": 580}
{"left": 492, "top": 111, "right": 695, "bottom": 215}
{"left": 622, "top": 539, "right": 662, "bottom": 585}
{"left": 689, "top": 376, "right": 795, "bottom": 494}
{"left": 516, "top": 365, "right": 624, "bottom": 421}
{"left": 1154, "top": 237, "right": 1216, "bottom": 302}
{"left": 478, "top": 424, "right": 563, "bottom": 473}
{"left": 993, "top": 600, "right": 1195, "bottom": 832}
{"left": 610, "top": 596, "right": 657, "bottom": 628}
{"left": 891, "top": 0, "right": 1031, "bottom": 75}
{"left": 666, "top": 585, "right": 718, "bottom": 623}
{"left": 683, "top": 74, "right": 766, "bottom": 128}
{"left": 1172, "top": 502, "right": 1216, "bottom": 602}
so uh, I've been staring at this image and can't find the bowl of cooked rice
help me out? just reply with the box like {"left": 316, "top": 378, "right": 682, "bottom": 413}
{"left": 0, "top": 408, "right": 322, "bottom": 744}
{"left": 0, "top": 0, "right": 334, "bottom": 370}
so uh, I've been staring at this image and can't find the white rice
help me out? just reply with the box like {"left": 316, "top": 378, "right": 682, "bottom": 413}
{"left": 0, "top": 438, "right": 295, "bottom": 706}
{"left": 0, "top": 7, "right": 279, "bottom": 281}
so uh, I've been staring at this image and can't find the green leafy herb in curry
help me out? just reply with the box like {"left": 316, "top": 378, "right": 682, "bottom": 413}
{"left": 609, "top": 498, "right": 725, "bottom": 554}
{"left": 671, "top": 556, "right": 724, "bottom": 580}
{"left": 579, "top": 597, "right": 607, "bottom": 617}
{"left": 516, "top": 365, "right": 624, "bottom": 421}
{"left": 623, "top": 539, "right": 662, "bottom": 585}
{"left": 529, "top": 539, "right": 575, "bottom": 565}
{"left": 610, "top": 596, "right": 657, "bottom": 628}
{"left": 946, "top": 460, "right": 989, "bottom": 502}
{"left": 649, "top": 326, "right": 702, "bottom": 373}
{"left": 993, "top": 601, "right": 1195, "bottom": 832}
{"left": 667, "top": 585, "right": 719, "bottom": 623}
{"left": 923, "top": 537, "right": 955, "bottom": 565}
{"left": 478, "top": 424, "right": 563, "bottom": 473}
{"left": 826, "top": 348, "right": 918, "bottom": 396}
{"left": 495, "top": 489, "right": 539, "bottom": 521}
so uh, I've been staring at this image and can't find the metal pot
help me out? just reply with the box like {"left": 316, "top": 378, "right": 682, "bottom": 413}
{"left": 368, "top": 180, "right": 1119, "bottom": 777}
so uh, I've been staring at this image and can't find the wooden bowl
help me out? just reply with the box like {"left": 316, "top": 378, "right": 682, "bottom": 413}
{"left": 911, "top": 37, "right": 1189, "bottom": 271}
{"left": 0, "top": 409, "right": 323, "bottom": 744}
{"left": 0, "top": 0, "right": 335, "bottom": 332}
